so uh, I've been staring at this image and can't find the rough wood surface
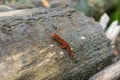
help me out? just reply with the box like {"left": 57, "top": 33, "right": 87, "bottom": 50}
{"left": 89, "top": 60, "right": 120, "bottom": 80}
{"left": 0, "top": 7, "right": 112, "bottom": 80}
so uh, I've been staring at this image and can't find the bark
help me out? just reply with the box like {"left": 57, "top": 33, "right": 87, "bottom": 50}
{"left": 0, "top": 7, "right": 112, "bottom": 80}
{"left": 89, "top": 60, "right": 120, "bottom": 80}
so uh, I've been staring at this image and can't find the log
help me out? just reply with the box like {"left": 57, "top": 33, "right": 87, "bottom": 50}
{"left": 89, "top": 60, "right": 120, "bottom": 80}
{"left": 0, "top": 7, "right": 112, "bottom": 80}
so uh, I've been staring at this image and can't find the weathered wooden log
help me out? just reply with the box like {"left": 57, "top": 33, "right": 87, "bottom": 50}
{"left": 89, "top": 60, "right": 120, "bottom": 80}
{"left": 0, "top": 7, "right": 112, "bottom": 80}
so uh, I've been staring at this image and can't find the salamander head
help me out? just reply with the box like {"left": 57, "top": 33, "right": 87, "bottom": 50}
{"left": 51, "top": 33, "right": 58, "bottom": 38}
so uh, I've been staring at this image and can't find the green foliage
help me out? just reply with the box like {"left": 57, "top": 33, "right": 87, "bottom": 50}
{"left": 109, "top": 0, "right": 120, "bottom": 24}
{"left": 110, "top": 8, "right": 120, "bottom": 23}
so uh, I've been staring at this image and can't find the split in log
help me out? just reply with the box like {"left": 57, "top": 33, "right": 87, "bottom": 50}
{"left": 89, "top": 60, "right": 120, "bottom": 80}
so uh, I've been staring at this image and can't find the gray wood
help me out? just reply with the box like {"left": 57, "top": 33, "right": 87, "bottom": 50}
{"left": 0, "top": 7, "right": 112, "bottom": 80}
{"left": 89, "top": 60, "right": 120, "bottom": 80}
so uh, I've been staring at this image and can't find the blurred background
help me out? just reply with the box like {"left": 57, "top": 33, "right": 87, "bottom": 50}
{"left": 0, "top": 0, "right": 119, "bottom": 29}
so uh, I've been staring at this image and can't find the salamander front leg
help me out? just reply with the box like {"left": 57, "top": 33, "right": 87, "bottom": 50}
{"left": 60, "top": 45, "right": 66, "bottom": 48}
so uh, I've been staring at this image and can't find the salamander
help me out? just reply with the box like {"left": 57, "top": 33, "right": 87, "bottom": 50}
{"left": 51, "top": 33, "right": 74, "bottom": 60}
